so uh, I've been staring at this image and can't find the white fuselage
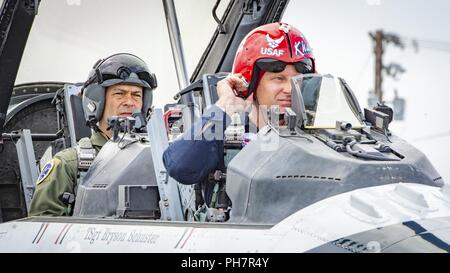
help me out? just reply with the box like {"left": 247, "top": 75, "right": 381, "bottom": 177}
{"left": 1, "top": 183, "right": 450, "bottom": 252}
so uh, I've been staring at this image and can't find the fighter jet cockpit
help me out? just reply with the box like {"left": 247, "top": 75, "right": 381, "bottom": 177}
{"left": 165, "top": 73, "right": 441, "bottom": 225}
{"left": 25, "top": 70, "right": 444, "bottom": 226}
{"left": 1, "top": 0, "right": 450, "bottom": 253}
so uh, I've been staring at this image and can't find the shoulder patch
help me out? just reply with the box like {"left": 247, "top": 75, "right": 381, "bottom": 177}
{"left": 37, "top": 159, "right": 56, "bottom": 185}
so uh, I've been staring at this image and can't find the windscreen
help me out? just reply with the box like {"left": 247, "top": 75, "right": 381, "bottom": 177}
{"left": 293, "top": 74, "right": 365, "bottom": 129}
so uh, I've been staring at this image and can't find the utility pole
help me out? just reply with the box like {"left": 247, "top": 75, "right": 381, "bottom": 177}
{"left": 374, "top": 30, "right": 384, "bottom": 102}
{"left": 369, "top": 30, "right": 407, "bottom": 120}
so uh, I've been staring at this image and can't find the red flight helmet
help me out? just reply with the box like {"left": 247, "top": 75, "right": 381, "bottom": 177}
{"left": 232, "top": 22, "right": 315, "bottom": 98}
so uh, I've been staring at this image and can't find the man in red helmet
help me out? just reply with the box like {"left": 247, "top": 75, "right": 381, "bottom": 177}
{"left": 163, "top": 23, "right": 315, "bottom": 221}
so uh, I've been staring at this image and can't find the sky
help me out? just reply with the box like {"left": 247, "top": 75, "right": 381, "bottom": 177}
{"left": 7, "top": 0, "right": 450, "bottom": 182}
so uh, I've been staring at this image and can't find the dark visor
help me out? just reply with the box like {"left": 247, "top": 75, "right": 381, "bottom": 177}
{"left": 256, "top": 58, "right": 314, "bottom": 74}
{"left": 101, "top": 71, "right": 156, "bottom": 88}
{"left": 95, "top": 54, "right": 157, "bottom": 88}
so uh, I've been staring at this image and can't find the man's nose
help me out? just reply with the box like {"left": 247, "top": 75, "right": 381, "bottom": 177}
{"left": 282, "top": 83, "right": 292, "bottom": 94}
{"left": 122, "top": 93, "right": 137, "bottom": 106}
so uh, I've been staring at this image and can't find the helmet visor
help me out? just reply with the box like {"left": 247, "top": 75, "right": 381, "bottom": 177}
{"left": 101, "top": 71, "right": 155, "bottom": 88}
{"left": 256, "top": 58, "right": 314, "bottom": 74}
{"left": 97, "top": 54, "right": 157, "bottom": 88}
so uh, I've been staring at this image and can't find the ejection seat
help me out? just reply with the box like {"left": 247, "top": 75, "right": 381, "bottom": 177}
{"left": 61, "top": 84, "right": 92, "bottom": 147}
{"left": 39, "top": 84, "right": 91, "bottom": 167}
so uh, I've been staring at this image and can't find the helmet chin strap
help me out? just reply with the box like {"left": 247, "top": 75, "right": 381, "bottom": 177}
{"left": 98, "top": 128, "right": 111, "bottom": 140}
{"left": 247, "top": 70, "right": 268, "bottom": 129}
{"left": 250, "top": 97, "right": 269, "bottom": 129}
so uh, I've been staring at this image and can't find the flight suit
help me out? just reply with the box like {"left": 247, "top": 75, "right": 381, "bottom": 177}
{"left": 163, "top": 105, "right": 230, "bottom": 205}
{"left": 163, "top": 105, "right": 257, "bottom": 211}
{"left": 29, "top": 131, "right": 107, "bottom": 216}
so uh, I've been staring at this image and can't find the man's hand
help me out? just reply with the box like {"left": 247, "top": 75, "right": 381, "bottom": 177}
{"left": 215, "top": 74, "right": 253, "bottom": 116}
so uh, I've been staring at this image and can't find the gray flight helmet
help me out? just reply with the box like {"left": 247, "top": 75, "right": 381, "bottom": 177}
{"left": 82, "top": 53, "right": 157, "bottom": 129}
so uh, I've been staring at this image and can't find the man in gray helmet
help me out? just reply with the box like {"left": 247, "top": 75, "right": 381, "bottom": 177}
{"left": 29, "top": 53, "right": 157, "bottom": 216}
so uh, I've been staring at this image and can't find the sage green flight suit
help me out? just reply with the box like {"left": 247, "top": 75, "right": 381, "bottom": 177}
{"left": 29, "top": 132, "right": 107, "bottom": 216}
